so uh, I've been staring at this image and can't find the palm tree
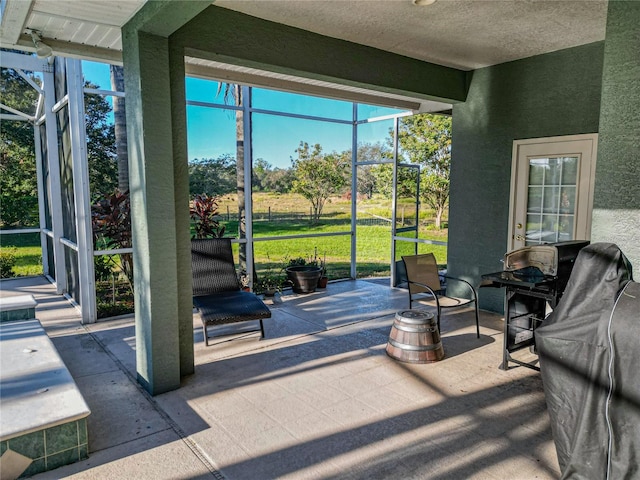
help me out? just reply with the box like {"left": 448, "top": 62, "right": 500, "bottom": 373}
{"left": 109, "top": 65, "right": 128, "bottom": 191}
{"left": 218, "top": 84, "right": 249, "bottom": 273}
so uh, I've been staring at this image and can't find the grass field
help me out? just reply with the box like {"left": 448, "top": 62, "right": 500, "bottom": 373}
{"left": 218, "top": 192, "right": 447, "bottom": 279}
{"left": 0, "top": 233, "right": 43, "bottom": 277}
{"left": 1, "top": 192, "right": 448, "bottom": 281}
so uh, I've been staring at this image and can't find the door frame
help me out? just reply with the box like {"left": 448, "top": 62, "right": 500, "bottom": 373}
{"left": 508, "top": 133, "right": 598, "bottom": 251}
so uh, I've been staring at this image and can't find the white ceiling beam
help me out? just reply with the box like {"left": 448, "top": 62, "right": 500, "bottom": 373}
{"left": 184, "top": 63, "right": 423, "bottom": 113}
{"left": 0, "top": 50, "right": 49, "bottom": 71}
{"left": 10, "top": 34, "right": 123, "bottom": 64}
{"left": 0, "top": 0, "right": 33, "bottom": 44}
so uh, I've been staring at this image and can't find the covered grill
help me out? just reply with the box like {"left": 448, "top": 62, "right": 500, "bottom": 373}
{"left": 481, "top": 240, "right": 589, "bottom": 370}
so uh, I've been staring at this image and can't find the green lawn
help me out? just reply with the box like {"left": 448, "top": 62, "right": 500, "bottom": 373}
{"left": 231, "top": 221, "right": 447, "bottom": 280}
{"left": 1, "top": 193, "right": 448, "bottom": 281}
{"left": 2, "top": 195, "right": 447, "bottom": 317}
{"left": 0, "top": 233, "right": 43, "bottom": 277}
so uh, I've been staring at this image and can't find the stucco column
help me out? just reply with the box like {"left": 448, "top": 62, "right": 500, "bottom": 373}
{"left": 592, "top": 1, "right": 640, "bottom": 269}
{"left": 122, "top": 29, "right": 191, "bottom": 395}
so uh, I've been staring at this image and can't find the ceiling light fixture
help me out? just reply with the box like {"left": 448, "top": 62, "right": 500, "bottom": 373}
{"left": 28, "top": 30, "right": 53, "bottom": 59}
{"left": 412, "top": 0, "right": 437, "bottom": 5}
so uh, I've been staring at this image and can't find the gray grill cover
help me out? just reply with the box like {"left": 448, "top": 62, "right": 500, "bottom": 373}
{"left": 535, "top": 243, "right": 638, "bottom": 479}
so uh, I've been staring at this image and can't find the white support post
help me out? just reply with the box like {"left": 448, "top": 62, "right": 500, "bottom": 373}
{"left": 350, "top": 103, "right": 358, "bottom": 279}
{"left": 42, "top": 63, "right": 67, "bottom": 293}
{"left": 33, "top": 123, "right": 49, "bottom": 276}
{"left": 390, "top": 117, "right": 400, "bottom": 287}
{"left": 66, "top": 59, "right": 97, "bottom": 324}
{"left": 242, "top": 86, "right": 255, "bottom": 285}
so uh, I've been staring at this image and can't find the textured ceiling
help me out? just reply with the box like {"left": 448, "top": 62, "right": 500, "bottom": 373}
{"left": 0, "top": 0, "right": 608, "bottom": 110}
{"left": 1, "top": 0, "right": 608, "bottom": 71}
{"left": 216, "top": 0, "right": 608, "bottom": 70}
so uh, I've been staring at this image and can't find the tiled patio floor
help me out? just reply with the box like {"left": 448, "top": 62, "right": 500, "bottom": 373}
{"left": 2, "top": 276, "right": 560, "bottom": 479}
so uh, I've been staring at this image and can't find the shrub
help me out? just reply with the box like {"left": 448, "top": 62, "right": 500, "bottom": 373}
{"left": 190, "top": 193, "right": 225, "bottom": 239}
{"left": 92, "top": 190, "right": 133, "bottom": 291}
{"left": 0, "top": 247, "right": 17, "bottom": 278}
{"left": 94, "top": 255, "right": 115, "bottom": 281}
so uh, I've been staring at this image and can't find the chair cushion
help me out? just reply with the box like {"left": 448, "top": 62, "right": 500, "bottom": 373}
{"left": 194, "top": 291, "right": 271, "bottom": 326}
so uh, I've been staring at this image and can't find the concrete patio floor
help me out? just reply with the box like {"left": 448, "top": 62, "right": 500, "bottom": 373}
{"left": 2, "top": 276, "right": 560, "bottom": 479}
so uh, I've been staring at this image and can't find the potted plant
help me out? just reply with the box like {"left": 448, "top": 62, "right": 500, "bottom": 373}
{"left": 285, "top": 256, "right": 322, "bottom": 294}
{"left": 256, "top": 264, "right": 285, "bottom": 297}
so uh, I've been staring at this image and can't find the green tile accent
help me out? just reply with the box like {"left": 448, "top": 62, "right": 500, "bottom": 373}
{"left": 78, "top": 418, "right": 88, "bottom": 446}
{"left": 4, "top": 420, "right": 89, "bottom": 476}
{"left": 20, "top": 458, "right": 45, "bottom": 478}
{"left": 9, "top": 430, "right": 45, "bottom": 459}
{"left": 45, "top": 448, "right": 79, "bottom": 471}
{"left": 45, "top": 422, "right": 78, "bottom": 455}
{"left": 0, "top": 308, "right": 35, "bottom": 323}
{"left": 79, "top": 444, "right": 88, "bottom": 460}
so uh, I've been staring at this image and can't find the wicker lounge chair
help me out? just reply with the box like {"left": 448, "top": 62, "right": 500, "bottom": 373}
{"left": 191, "top": 238, "right": 271, "bottom": 346}
{"left": 402, "top": 253, "right": 480, "bottom": 338}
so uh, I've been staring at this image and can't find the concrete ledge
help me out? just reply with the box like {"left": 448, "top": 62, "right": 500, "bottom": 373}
{"left": 0, "top": 319, "right": 90, "bottom": 478}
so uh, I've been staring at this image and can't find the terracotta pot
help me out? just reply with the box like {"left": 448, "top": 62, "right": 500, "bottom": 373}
{"left": 317, "top": 276, "right": 329, "bottom": 288}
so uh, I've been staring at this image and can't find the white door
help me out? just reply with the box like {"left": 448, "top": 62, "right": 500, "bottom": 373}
{"left": 509, "top": 134, "right": 598, "bottom": 251}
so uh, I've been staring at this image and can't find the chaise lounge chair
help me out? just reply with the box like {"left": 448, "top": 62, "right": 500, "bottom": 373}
{"left": 191, "top": 238, "right": 271, "bottom": 346}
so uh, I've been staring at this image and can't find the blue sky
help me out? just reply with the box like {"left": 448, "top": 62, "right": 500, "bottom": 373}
{"left": 82, "top": 60, "right": 405, "bottom": 169}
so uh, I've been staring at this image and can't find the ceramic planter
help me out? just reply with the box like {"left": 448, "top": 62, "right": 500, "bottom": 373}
{"left": 285, "top": 266, "right": 322, "bottom": 293}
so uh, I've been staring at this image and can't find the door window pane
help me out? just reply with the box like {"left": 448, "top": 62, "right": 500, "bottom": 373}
{"left": 545, "top": 158, "right": 563, "bottom": 185}
{"left": 528, "top": 159, "right": 547, "bottom": 185}
{"left": 559, "top": 186, "right": 576, "bottom": 214}
{"left": 526, "top": 156, "right": 577, "bottom": 245}
{"left": 561, "top": 157, "right": 578, "bottom": 185}
{"left": 558, "top": 215, "right": 574, "bottom": 242}
{"left": 527, "top": 187, "right": 543, "bottom": 213}
{"left": 542, "top": 186, "right": 560, "bottom": 213}
{"left": 526, "top": 213, "right": 542, "bottom": 245}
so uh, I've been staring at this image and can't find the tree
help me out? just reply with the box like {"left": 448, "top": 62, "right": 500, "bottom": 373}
{"left": 215, "top": 83, "right": 251, "bottom": 271}
{"left": 290, "top": 142, "right": 349, "bottom": 223}
{"left": 355, "top": 142, "right": 391, "bottom": 198}
{"left": 252, "top": 158, "right": 295, "bottom": 193}
{"left": 110, "top": 65, "right": 128, "bottom": 191}
{"left": 371, "top": 163, "right": 419, "bottom": 199}
{"left": 0, "top": 134, "right": 38, "bottom": 226}
{"left": 252, "top": 158, "right": 271, "bottom": 191}
{"left": 1, "top": 59, "right": 119, "bottom": 226}
{"left": 0, "top": 65, "right": 39, "bottom": 226}
{"left": 396, "top": 113, "right": 451, "bottom": 228}
{"left": 84, "top": 81, "right": 118, "bottom": 199}
{"left": 262, "top": 167, "right": 294, "bottom": 193}
{"left": 188, "top": 154, "right": 236, "bottom": 196}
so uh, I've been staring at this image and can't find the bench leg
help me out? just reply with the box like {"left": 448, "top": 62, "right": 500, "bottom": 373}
{"left": 203, "top": 323, "right": 209, "bottom": 346}
{"left": 201, "top": 319, "right": 264, "bottom": 346}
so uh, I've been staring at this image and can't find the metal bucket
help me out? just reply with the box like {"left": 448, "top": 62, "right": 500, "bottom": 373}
{"left": 386, "top": 310, "right": 444, "bottom": 363}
